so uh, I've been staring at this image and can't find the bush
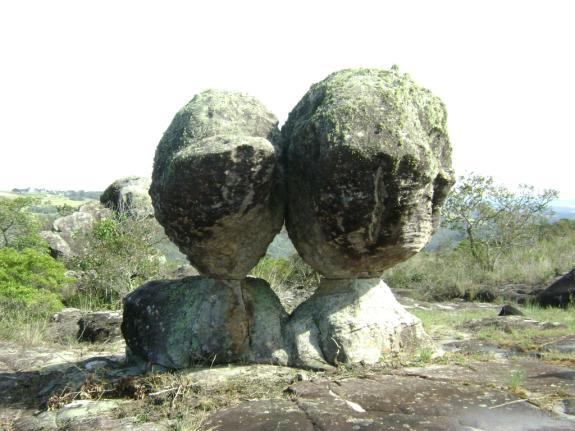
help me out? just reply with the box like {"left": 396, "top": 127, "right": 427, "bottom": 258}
{"left": 0, "top": 247, "right": 68, "bottom": 317}
{"left": 68, "top": 214, "right": 168, "bottom": 309}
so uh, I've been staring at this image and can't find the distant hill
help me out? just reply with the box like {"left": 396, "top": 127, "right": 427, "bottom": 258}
{"left": 550, "top": 199, "right": 575, "bottom": 221}
{"left": 9, "top": 188, "right": 102, "bottom": 201}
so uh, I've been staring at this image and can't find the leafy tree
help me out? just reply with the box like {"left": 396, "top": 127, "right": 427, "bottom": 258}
{"left": 0, "top": 247, "right": 69, "bottom": 316}
{"left": 0, "top": 197, "right": 46, "bottom": 251}
{"left": 441, "top": 174, "right": 558, "bottom": 271}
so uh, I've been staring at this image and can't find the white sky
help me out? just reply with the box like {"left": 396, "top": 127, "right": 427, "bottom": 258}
{"left": 1, "top": 0, "right": 573, "bottom": 199}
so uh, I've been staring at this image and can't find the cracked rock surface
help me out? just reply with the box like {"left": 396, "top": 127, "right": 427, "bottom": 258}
{"left": 282, "top": 67, "right": 455, "bottom": 278}
{"left": 150, "top": 89, "right": 284, "bottom": 278}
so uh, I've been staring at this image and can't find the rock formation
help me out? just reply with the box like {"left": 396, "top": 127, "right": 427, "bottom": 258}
{"left": 281, "top": 68, "right": 454, "bottom": 367}
{"left": 100, "top": 176, "right": 154, "bottom": 217}
{"left": 122, "top": 68, "right": 454, "bottom": 370}
{"left": 123, "top": 90, "right": 286, "bottom": 368}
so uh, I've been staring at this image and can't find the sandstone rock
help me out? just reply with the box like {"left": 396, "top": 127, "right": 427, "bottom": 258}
{"left": 286, "top": 278, "right": 428, "bottom": 368}
{"left": 150, "top": 89, "right": 283, "bottom": 278}
{"left": 122, "top": 276, "right": 289, "bottom": 369}
{"left": 100, "top": 176, "right": 154, "bottom": 217}
{"left": 40, "top": 231, "right": 72, "bottom": 259}
{"left": 206, "top": 374, "right": 575, "bottom": 431}
{"left": 537, "top": 268, "right": 575, "bottom": 308}
{"left": 282, "top": 67, "right": 455, "bottom": 277}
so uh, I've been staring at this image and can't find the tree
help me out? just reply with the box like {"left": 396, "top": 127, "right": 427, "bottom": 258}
{"left": 0, "top": 197, "right": 46, "bottom": 251}
{"left": 441, "top": 174, "right": 558, "bottom": 271}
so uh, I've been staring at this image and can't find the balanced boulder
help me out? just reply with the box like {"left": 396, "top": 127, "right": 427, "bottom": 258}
{"left": 150, "top": 90, "right": 284, "bottom": 278}
{"left": 282, "top": 67, "right": 455, "bottom": 278}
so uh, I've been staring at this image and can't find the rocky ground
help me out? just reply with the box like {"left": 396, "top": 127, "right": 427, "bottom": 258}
{"left": 1, "top": 297, "right": 574, "bottom": 431}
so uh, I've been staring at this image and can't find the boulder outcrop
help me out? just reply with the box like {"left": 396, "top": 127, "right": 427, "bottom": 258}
{"left": 123, "top": 68, "right": 453, "bottom": 369}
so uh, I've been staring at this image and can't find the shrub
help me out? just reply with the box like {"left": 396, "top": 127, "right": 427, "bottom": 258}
{"left": 68, "top": 214, "right": 168, "bottom": 309}
{"left": 0, "top": 247, "right": 68, "bottom": 317}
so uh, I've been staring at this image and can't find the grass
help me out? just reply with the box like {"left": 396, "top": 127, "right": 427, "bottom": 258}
{"left": 0, "top": 306, "right": 53, "bottom": 346}
{"left": 49, "top": 366, "right": 297, "bottom": 430}
{"left": 414, "top": 303, "right": 575, "bottom": 362}
{"left": 383, "top": 229, "right": 575, "bottom": 301}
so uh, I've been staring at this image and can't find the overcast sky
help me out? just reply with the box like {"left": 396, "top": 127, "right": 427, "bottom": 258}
{"left": 1, "top": 1, "right": 573, "bottom": 199}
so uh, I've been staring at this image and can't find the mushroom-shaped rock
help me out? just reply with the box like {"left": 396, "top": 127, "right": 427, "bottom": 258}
{"left": 100, "top": 176, "right": 153, "bottom": 217}
{"left": 150, "top": 90, "right": 284, "bottom": 278}
{"left": 282, "top": 67, "right": 455, "bottom": 278}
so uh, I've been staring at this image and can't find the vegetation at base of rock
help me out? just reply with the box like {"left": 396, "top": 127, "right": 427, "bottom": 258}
{"left": 414, "top": 302, "right": 575, "bottom": 356}
{"left": 250, "top": 255, "right": 320, "bottom": 311}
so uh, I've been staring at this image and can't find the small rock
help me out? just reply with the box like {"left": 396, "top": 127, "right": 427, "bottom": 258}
{"left": 78, "top": 311, "right": 123, "bottom": 342}
{"left": 499, "top": 304, "right": 524, "bottom": 316}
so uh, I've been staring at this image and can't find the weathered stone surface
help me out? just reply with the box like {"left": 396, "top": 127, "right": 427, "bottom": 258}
{"left": 282, "top": 67, "right": 455, "bottom": 277}
{"left": 51, "top": 203, "right": 110, "bottom": 244}
{"left": 542, "top": 335, "right": 575, "bottom": 354}
{"left": 122, "top": 276, "right": 289, "bottom": 369}
{"left": 47, "top": 308, "right": 84, "bottom": 341}
{"left": 399, "top": 359, "right": 575, "bottom": 403}
{"left": 40, "top": 231, "right": 72, "bottom": 259}
{"left": 538, "top": 268, "right": 575, "bottom": 308}
{"left": 206, "top": 375, "right": 574, "bottom": 431}
{"left": 205, "top": 400, "right": 314, "bottom": 431}
{"left": 100, "top": 176, "right": 154, "bottom": 217}
{"left": 150, "top": 89, "right": 283, "bottom": 278}
{"left": 286, "top": 278, "right": 428, "bottom": 368}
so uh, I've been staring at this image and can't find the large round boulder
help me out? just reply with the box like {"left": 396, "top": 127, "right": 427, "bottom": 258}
{"left": 282, "top": 67, "right": 455, "bottom": 278}
{"left": 150, "top": 90, "right": 284, "bottom": 278}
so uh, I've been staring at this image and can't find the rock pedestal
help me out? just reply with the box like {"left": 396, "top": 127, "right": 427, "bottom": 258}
{"left": 286, "top": 278, "right": 428, "bottom": 368}
{"left": 122, "top": 276, "right": 288, "bottom": 369}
